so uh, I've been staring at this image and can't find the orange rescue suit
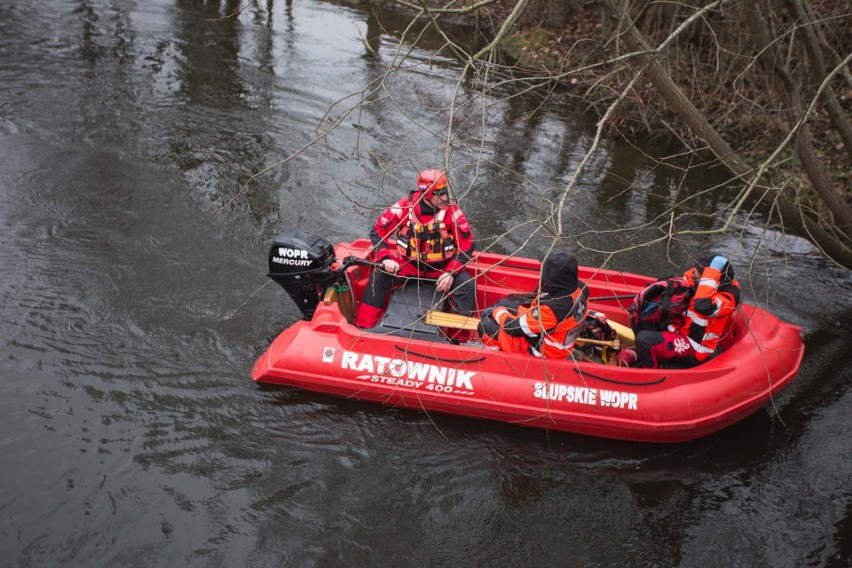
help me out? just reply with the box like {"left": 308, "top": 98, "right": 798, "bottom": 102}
{"left": 670, "top": 265, "right": 740, "bottom": 362}
{"left": 488, "top": 287, "right": 589, "bottom": 358}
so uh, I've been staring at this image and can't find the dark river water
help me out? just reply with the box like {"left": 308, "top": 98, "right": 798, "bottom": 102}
{"left": 1, "top": 1, "right": 850, "bottom": 566}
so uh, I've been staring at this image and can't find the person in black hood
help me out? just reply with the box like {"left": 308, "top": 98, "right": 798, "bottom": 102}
{"left": 478, "top": 253, "right": 589, "bottom": 359}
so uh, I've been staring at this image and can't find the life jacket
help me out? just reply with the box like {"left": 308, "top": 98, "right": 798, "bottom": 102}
{"left": 628, "top": 276, "right": 695, "bottom": 334}
{"left": 395, "top": 207, "right": 457, "bottom": 262}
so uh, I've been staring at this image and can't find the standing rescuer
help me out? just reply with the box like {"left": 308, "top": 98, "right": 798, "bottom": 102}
{"left": 353, "top": 169, "right": 476, "bottom": 329}
{"left": 477, "top": 253, "right": 589, "bottom": 358}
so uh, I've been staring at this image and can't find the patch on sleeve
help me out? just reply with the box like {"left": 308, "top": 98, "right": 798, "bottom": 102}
{"left": 572, "top": 295, "right": 587, "bottom": 322}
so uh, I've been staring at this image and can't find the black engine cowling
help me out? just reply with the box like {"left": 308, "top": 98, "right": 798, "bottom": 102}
{"left": 267, "top": 229, "right": 336, "bottom": 318}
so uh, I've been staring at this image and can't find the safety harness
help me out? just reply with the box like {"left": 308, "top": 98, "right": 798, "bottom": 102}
{"left": 395, "top": 208, "right": 457, "bottom": 262}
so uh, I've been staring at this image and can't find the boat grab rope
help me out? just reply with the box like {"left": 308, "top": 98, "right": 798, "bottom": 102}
{"left": 392, "top": 344, "right": 665, "bottom": 384}
{"left": 394, "top": 344, "right": 487, "bottom": 364}
{"left": 571, "top": 367, "right": 666, "bottom": 386}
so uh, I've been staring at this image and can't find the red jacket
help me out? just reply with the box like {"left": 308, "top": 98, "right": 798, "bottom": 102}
{"left": 371, "top": 191, "right": 474, "bottom": 277}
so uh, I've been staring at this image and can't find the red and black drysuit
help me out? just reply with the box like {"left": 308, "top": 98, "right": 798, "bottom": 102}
{"left": 477, "top": 253, "right": 589, "bottom": 359}
{"left": 635, "top": 256, "right": 741, "bottom": 368}
{"left": 353, "top": 190, "right": 476, "bottom": 329}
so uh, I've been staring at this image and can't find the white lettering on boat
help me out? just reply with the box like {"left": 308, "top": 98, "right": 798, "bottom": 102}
{"left": 533, "top": 383, "right": 638, "bottom": 410}
{"left": 338, "top": 350, "right": 476, "bottom": 392}
{"left": 534, "top": 383, "right": 597, "bottom": 405}
{"left": 272, "top": 248, "right": 313, "bottom": 267}
{"left": 278, "top": 247, "right": 309, "bottom": 259}
{"left": 271, "top": 257, "right": 312, "bottom": 267}
{"left": 598, "top": 389, "right": 638, "bottom": 410}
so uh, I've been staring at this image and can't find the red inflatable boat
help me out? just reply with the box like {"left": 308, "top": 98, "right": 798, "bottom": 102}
{"left": 251, "top": 230, "right": 804, "bottom": 442}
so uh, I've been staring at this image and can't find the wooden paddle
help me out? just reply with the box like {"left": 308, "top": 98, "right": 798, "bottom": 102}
{"left": 424, "top": 310, "right": 479, "bottom": 331}
{"left": 606, "top": 319, "right": 635, "bottom": 344}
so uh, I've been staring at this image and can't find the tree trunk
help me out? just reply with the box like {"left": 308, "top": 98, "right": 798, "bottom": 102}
{"left": 603, "top": 0, "right": 852, "bottom": 268}
{"left": 743, "top": 1, "right": 852, "bottom": 238}
{"left": 784, "top": 0, "right": 852, "bottom": 163}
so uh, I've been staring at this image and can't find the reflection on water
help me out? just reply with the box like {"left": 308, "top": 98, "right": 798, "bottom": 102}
{"left": 0, "top": 0, "right": 849, "bottom": 566}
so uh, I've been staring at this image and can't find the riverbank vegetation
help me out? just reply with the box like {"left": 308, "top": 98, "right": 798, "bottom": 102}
{"left": 347, "top": 0, "right": 851, "bottom": 269}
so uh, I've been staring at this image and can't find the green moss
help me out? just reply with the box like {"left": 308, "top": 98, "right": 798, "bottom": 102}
{"left": 497, "top": 28, "right": 568, "bottom": 72}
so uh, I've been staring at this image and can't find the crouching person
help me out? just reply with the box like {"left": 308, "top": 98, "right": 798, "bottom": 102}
{"left": 477, "top": 253, "right": 589, "bottom": 359}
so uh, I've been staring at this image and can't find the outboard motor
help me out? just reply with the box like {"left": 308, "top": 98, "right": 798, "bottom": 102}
{"left": 267, "top": 229, "right": 336, "bottom": 319}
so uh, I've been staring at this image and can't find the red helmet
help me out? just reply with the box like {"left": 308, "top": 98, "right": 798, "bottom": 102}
{"left": 417, "top": 169, "right": 449, "bottom": 199}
